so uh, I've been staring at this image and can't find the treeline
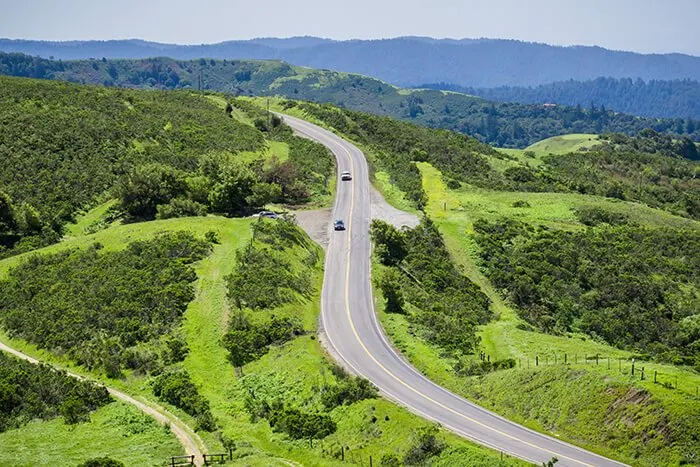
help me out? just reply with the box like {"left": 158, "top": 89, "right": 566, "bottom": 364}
{"left": 153, "top": 368, "right": 216, "bottom": 431}
{"left": 0, "top": 352, "right": 112, "bottom": 432}
{"left": 4, "top": 52, "right": 700, "bottom": 149}
{"left": 371, "top": 219, "right": 491, "bottom": 356}
{"left": 434, "top": 77, "right": 700, "bottom": 120}
{"left": 0, "top": 232, "right": 212, "bottom": 377}
{"left": 473, "top": 217, "right": 700, "bottom": 367}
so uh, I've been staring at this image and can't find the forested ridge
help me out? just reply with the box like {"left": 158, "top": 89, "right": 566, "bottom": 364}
{"left": 2, "top": 53, "right": 700, "bottom": 149}
{"left": 429, "top": 77, "right": 700, "bottom": 120}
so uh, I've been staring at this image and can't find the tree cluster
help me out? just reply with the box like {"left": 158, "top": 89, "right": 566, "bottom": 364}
{"left": 0, "top": 232, "right": 211, "bottom": 377}
{"left": 0, "top": 352, "right": 112, "bottom": 432}
{"left": 371, "top": 219, "right": 491, "bottom": 356}
{"left": 473, "top": 218, "right": 700, "bottom": 366}
{"left": 152, "top": 368, "right": 216, "bottom": 431}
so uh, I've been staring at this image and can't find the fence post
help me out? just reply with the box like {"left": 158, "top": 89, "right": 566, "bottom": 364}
{"left": 595, "top": 354, "right": 599, "bottom": 365}
{"left": 564, "top": 353, "right": 567, "bottom": 364}
{"left": 536, "top": 356, "right": 539, "bottom": 366}
{"left": 641, "top": 367, "right": 645, "bottom": 381}
{"left": 631, "top": 360, "right": 635, "bottom": 376}
{"left": 370, "top": 455, "right": 373, "bottom": 467}
{"left": 654, "top": 370, "right": 657, "bottom": 383}
{"left": 341, "top": 446, "right": 344, "bottom": 461}
{"left": 607, "top": 357, "right": 610, "bottom": 370}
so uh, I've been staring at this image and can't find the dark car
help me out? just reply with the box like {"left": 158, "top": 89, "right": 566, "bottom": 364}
{"left": 333, "top": 219, "right": 345, "bottom": 231}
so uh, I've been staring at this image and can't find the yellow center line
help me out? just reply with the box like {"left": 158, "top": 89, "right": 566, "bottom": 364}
{"left": 287, "top": 116, "right": 609, "bottom": 467}
{"left": 338, "top": 142, "right": 596, "bottom": 467}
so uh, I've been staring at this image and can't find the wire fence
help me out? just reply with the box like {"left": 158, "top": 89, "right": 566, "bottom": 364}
{"left": 480, "top": 351, "right": 700, "bottom": 398}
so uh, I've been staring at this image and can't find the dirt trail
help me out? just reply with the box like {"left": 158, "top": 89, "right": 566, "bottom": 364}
{"left": 0, "top": 341, "right": 205, "bottom": 466}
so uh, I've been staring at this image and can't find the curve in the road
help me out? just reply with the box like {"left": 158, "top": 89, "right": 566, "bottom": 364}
{"left": 0, "top": 341, "right": 205, "bottom": 466}
{"left": 282, "top": 114, "right": 627, "bottom": 467}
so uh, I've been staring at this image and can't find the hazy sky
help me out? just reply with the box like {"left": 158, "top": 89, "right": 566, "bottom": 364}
{"left": 1, "top": 0, "right": 699, "bottom": 56}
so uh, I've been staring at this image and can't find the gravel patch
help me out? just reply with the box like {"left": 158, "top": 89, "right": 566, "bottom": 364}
{"left": 370, "top": 187, "right": 420, "bottom": 229}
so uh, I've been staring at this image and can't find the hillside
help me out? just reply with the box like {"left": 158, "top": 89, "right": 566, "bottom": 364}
{"left": 0, "top": 76, "right": 333, "bottom": 258}
{"left": 2, "top": 53, "right": 700, "bottom": 150}
{"left": 2, "top": 36, "right": 700, "bottom": 87}
{"left": 283, "top": 100, "right": 700, "bottom": 465}
{"left": 425, "top": 77, "right": 700, "bottom": 120}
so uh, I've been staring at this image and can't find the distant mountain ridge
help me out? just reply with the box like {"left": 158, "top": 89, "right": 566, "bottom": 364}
{"left": 2, "top": 52, "right": 699, "bottom": 149}
{"left": 2, "top": 36, "right": 699, "bottom": 88}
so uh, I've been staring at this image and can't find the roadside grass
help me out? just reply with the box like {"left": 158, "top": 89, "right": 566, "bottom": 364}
{"left": 0, "top": 401, "right": 181, "bottom": 467}
{"left": 374, "top": 161, "right": 700, "bottom": 466}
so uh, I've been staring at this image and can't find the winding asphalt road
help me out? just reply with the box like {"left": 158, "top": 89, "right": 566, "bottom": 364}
{"left": 282, "top": 114, "right": 626, "bottom": 467}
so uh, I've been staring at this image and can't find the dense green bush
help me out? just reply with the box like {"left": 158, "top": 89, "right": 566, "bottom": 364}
{"left": 474, "top": 218, "right": 700, "bottom": 363}
{"left": 0, "top": 232, "right": 211, "bottom": 375}
{"left": 371, "top": 219, "right": 491, "bottom": 356}
{"left": 320, "top": 376, "right": 378, "bottom": 410}
{"left": 573, "top": 206, "right": 628, "bottom": 226}
{"left": 222, "top": 313, "right": 303, "bottom": 369}
{"left": 152, "top": 368, "right": 216, "bottom": 431}
{"left": 0, "top": 352, "right": 111, "bottom": 432}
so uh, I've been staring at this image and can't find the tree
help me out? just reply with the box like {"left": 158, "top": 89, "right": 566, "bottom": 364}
{"left": 115, "top": 164, "right": 187, "bottom": 220}
{"left": 207, "top": 160, "right": 257, "bottom": 215}
{"left": 378, "top": 268, "right": 405, "bottom": 314}
{"left": 370, "top": 220, "right": 407, "bottom": 266}
{"left": 245, "top": 182, "right": 282, "bottom": 208}
{"left": 60, "top": 395, "right": 90, "bottom": 425}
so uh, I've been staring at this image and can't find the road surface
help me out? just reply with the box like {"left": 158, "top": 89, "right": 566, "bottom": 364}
{"left": 282, "top": 114, "right": 626, "bottom": 467}
{"left": 0, "top": 341, "right": 205, "bottom": 466}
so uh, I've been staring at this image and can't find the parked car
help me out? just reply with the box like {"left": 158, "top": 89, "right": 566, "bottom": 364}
{"left": 253, "top": 210, "right": 278, "bottom": 219}
{"left": 340, "top": 170, "right": 352, "bottom": 181}
{"left": 333, "top": 219, "right": 345, "bottom": 231}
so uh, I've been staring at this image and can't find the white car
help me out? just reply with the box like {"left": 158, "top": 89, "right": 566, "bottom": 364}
{"left": 340, "top": 171, "right": 352, "bottom": 181}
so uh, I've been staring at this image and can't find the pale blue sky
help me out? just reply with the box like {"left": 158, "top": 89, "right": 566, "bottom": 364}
{"left": 1, "top": 0, "right": 698, "bottom": 56}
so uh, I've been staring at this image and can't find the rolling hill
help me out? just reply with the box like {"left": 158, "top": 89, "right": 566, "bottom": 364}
{"left": 2, "top": 52, "right": 700, "bottom": 150}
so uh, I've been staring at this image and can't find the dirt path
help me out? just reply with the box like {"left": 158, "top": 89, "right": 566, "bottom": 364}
{"left": 0, "top": 341, "right": 205, "bottom": 466}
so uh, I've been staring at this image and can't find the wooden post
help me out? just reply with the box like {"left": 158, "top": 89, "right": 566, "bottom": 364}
{"left": 370, "top": 455, "right": 373, "bottom": 467}
{"left": 564, "top": 353, "right": 567, "bottom": 364}
{"left": 654, "top": 370, "right": 657, "bottom": 383}
{"left": 341, "top": 445, "right": 345, "bottom": 461}
{"left": 631, "top": 360, "right": 635, "bottom": 376}
{"left": 641, "top": 367, "right": 645, "bottom": 381}
{"left": 536, "top": 355, "right": 539, "bottom": 366}
{"left": 607, "top": 358, "right": 610, "bottom": 370}
{"left": 595, "top": 354, "right": 599, "bottom": 365}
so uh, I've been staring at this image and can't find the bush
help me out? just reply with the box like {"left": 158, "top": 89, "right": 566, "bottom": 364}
{"left": 403, "top": 425, "right": 445, "bottom": 465}
{"left": 77, "top": 458, "right": 125, "bottom": 467}
{"left": 321, "top": 377, "right": 378, "bottom": 410}
{"left": 152, "top": 368, "right": 216, "bottom": 431}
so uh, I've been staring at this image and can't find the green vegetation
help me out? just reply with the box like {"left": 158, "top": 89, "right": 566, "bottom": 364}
{"left": 0, "top": 76, "right": 333, "bottom": 259}
{"left": 0, "top": 401, "right": 181, "bottom": 466}
{"left": 0, "top": 352, "right": 111, "bottom": 432}
{"left": 3, "top": 53, "right": 700, "bottom": 148}
{"left": 0, "top": 75, "right": 262, "bottom": 256}
{"left": 0, "top": 232, "right": 211, "bottom": 376}
{"left": 474, "top": 219, "right": 700, "bottom": 365}
{"left": 371, "top": 219, "right": 491, "bottom": 356}
{"left": 153, "top": 368, "right": 216, "bottom": 431}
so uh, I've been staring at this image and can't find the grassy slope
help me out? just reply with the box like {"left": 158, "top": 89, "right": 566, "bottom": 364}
{"left": 0, "top": 402, "right": 181, "bottom": 467}
{"left": 0, "top": 206, "right": 523, "bottom": 466}
{"left": 374, "top": 160, "right": 700, "bottom": 466}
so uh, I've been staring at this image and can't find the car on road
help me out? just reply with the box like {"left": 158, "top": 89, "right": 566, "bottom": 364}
{"left": 340, "top": 170, "right": 352, "bottom": 181}
{"left": 252, "top": 210, "right": 278, "bottom": 219}
{"left": 333, "top": 219, "right": 345, "bottom": 231}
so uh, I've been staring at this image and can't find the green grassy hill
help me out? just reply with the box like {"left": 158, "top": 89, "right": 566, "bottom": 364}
{"left": 2, "top": 52, "right": 700, "bottom": 148}
{"left": 289, "top": 101, "right": 700, "bottom": 466}
{"left": 0, "top": 210, "right": 525, "bottom": 466}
